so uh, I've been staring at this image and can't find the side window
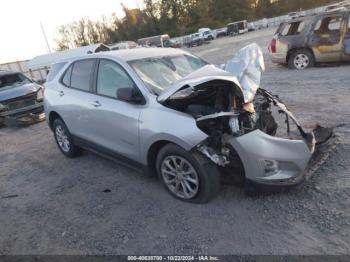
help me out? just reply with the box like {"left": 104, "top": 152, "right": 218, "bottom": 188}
{"left": 281, "top": 23, "right": 291, "bottom": 36}
{"left": 313, "top": 15, "right": 343, "bottom": 44}
{"left": 314, "top": 16, "right": 343, "bottom": 34}
{"left": 297, "top": 21, "right": 306, "bottom": 34}
{"left": 62, "top": 65, "right": 72, "bottom": 86}
{"left": 96, "top": 59, "right": 135, "bottom": 98}
{"left": 280, "top": 21, "right": 305, "bottom": 36}
{"left": 329, "top": 17, "right": 342, "bottom": 31}
{"left": 70, "top": 59, "right": 95, "bottom": 91}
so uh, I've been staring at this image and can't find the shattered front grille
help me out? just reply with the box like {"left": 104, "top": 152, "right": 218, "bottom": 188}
{"left": 2, "top": 93, "right": 36, "bottom": 111}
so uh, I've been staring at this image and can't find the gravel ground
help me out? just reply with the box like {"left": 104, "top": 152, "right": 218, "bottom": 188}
{"left": 0, "top": 28, "right": 350, "bottom": 255}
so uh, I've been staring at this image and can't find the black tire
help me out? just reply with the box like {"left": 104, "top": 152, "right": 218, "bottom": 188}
{"left": 53, "top": 118, "right": 81, "bottom": 158}
{"left": 156, "top": 143, "right": 221, "bottom": 203}
{"left": 288, "top": 49, "right": 315, "bottom": 70}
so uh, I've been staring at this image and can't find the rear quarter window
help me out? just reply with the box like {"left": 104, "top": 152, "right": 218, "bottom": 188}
{"left": 46, "top": 62, "right": 67, "bottom": 82}
{"left": 61, "top": 65, "right": 73, "bottom": 87}
{"left": 280, "top": 21, "right": 307, "bottom": 36}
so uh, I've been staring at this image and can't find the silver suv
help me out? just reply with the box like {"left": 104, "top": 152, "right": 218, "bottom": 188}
{"left": 44, "top": 46, "right": 319, "bottom": 203}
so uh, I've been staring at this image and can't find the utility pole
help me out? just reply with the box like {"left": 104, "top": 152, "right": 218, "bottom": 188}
{"left": 40, "top": 21, "right": 52, "bottom": 53}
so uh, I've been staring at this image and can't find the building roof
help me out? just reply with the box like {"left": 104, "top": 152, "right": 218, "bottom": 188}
{"left": 0, "top": 70, "right": 17, "bottom": 77}
{"left": 27, "top": 43, "right": 110, "bottom": 70}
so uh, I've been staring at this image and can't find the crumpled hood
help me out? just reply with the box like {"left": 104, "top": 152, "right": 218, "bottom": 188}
{"left": 157, "top": 65, "right": 242, "bottom": 102}
{"left": 0, "top": 83, "right": 40, "bottom": 102}
{"left": 157, "top": 43, "right": 265, "bottom": 103}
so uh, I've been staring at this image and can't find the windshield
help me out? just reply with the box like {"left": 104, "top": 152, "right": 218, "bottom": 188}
{"left": 0, "top": 73, "right": 31, "bottom": 90}
{"left": 129, "top": 54, "right": 208, "bottom": 94}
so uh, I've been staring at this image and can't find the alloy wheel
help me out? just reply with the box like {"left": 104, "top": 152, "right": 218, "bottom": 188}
{"left": 161, "top": 155, "right": 199, "bottom": 199}
{"left": 55, "top": 125, "right": 70, "bottom": 153}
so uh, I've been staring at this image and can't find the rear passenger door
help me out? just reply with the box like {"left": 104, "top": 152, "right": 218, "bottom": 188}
{"left": 86, "top": 59, "right": 143, "bottom": 162}
{"left": 309, "top": 14, "right": 345, "bottom": 62}
{"left": 56, "top": 58, "right": 98, "bottom": 141}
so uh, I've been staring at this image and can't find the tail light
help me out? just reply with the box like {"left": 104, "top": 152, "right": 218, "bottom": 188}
{"left": 270, "top": 38, "right": 277, "bottom": 53}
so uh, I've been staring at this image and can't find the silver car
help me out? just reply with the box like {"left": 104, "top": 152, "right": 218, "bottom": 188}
{"left": 44, "top": 45, "right": 317, "bottom": 203}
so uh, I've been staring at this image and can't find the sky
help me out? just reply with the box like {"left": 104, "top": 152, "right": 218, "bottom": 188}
{"left": 0, "top": 0, "right": 143, "bottom": 64}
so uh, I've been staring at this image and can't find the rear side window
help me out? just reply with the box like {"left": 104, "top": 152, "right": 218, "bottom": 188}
{"left": 47, "top": 62, "right": 66, "bottom": 82}
{"left": 314, "top": 16, "right": 343, "bottom": 33}
{"left": 280, "top": 21, "right": 306, "bottom": 36}
{"left": 70, "top": 59, "right": 95, "bottom": 91}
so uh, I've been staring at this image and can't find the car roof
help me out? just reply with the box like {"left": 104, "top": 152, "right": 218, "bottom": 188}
{"left": 57, "top": 48, "right": 189, "bottom": 65}
{"left": 285, "top": 9, "right": 348, "bottom": 23}
{"left": 105, "top": 48, "right": 188, "bottom": 61}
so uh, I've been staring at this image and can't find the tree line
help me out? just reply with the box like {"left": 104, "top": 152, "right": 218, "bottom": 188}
{"left": 55, "top": 0, "right": 335, "bottom": 50}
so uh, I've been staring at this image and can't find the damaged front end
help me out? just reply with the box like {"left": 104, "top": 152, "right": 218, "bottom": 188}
{"left": 0, "top": 86, "right": 45, "bottom": 126}
{"left": 159, "top": 44, "right": 331, "bottom": 186}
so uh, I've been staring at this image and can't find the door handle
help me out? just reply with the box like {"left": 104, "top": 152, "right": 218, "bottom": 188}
{"left": 91, "top": 101, "right": 101, "bottom": 107}
{"left": 59, "top": 90, "right": 64, "bottom": 96}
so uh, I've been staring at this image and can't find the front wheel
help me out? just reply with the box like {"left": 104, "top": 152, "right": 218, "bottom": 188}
{"left": 288, "top": 49, "right": 315, "bottom": 70}
{"left": 156, "top": 144, "right": 221, "bottom": 203}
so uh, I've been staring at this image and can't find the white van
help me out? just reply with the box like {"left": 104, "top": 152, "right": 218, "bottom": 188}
{"left": 198, "top": 28, "right": 215, "bottom": 40}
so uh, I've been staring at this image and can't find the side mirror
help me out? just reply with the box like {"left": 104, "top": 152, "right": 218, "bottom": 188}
{"left": 117, "top": 87, "right": 144, "bottom": 104}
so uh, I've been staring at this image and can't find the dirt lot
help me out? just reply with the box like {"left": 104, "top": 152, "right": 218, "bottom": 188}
{"left": 1, "top": 28, "right": 350, "bottom": 255}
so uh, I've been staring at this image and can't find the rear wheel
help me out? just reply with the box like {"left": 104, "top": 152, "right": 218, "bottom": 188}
{"left": 53, "top": 118, "right": 81, "bottom": 158}
{"left": 288, "top": 49, "right": 315, "bottom": 70}
{"left": 156, "top": 144, "right": 220, "bottom": 203}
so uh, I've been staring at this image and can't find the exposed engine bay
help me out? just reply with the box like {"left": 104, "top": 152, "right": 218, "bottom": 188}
{"left": 158, "top": 43, "right": 332, "bottom": 184}
{"left": 163, "top": 79, "right": 298, "bottom": 167}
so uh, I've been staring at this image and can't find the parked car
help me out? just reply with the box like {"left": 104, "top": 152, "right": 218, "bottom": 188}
{"left": 0, "top": 70, "right": 45, "bottom": 126}
{"left": 109, "top": 41, "right": 137, "bottom": 50}
{"left": 163, "top": 39, "right": 182, "bottom": 48}
{"left": 138, "top": 34, "right": 172, "bottom": 47}
{"left": 198, "top": 28, "right": 215, "bottom": 40}
{"left": 247, "top": 23, "right": 256, "bottom": 32}
{"left": 201, "top": 30, "right": 215, "bottom": 41}
{"left": 215, "top": 27, "right": 228, "bottom": 38}
{"left": 44, "top": 45, "right": 327, "bottom": 203}
{"left": 186, "top": 33, "right": 204, "bottom": 47}
{"left": 269, "top": 9, "right": 350, "bottom": 69}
